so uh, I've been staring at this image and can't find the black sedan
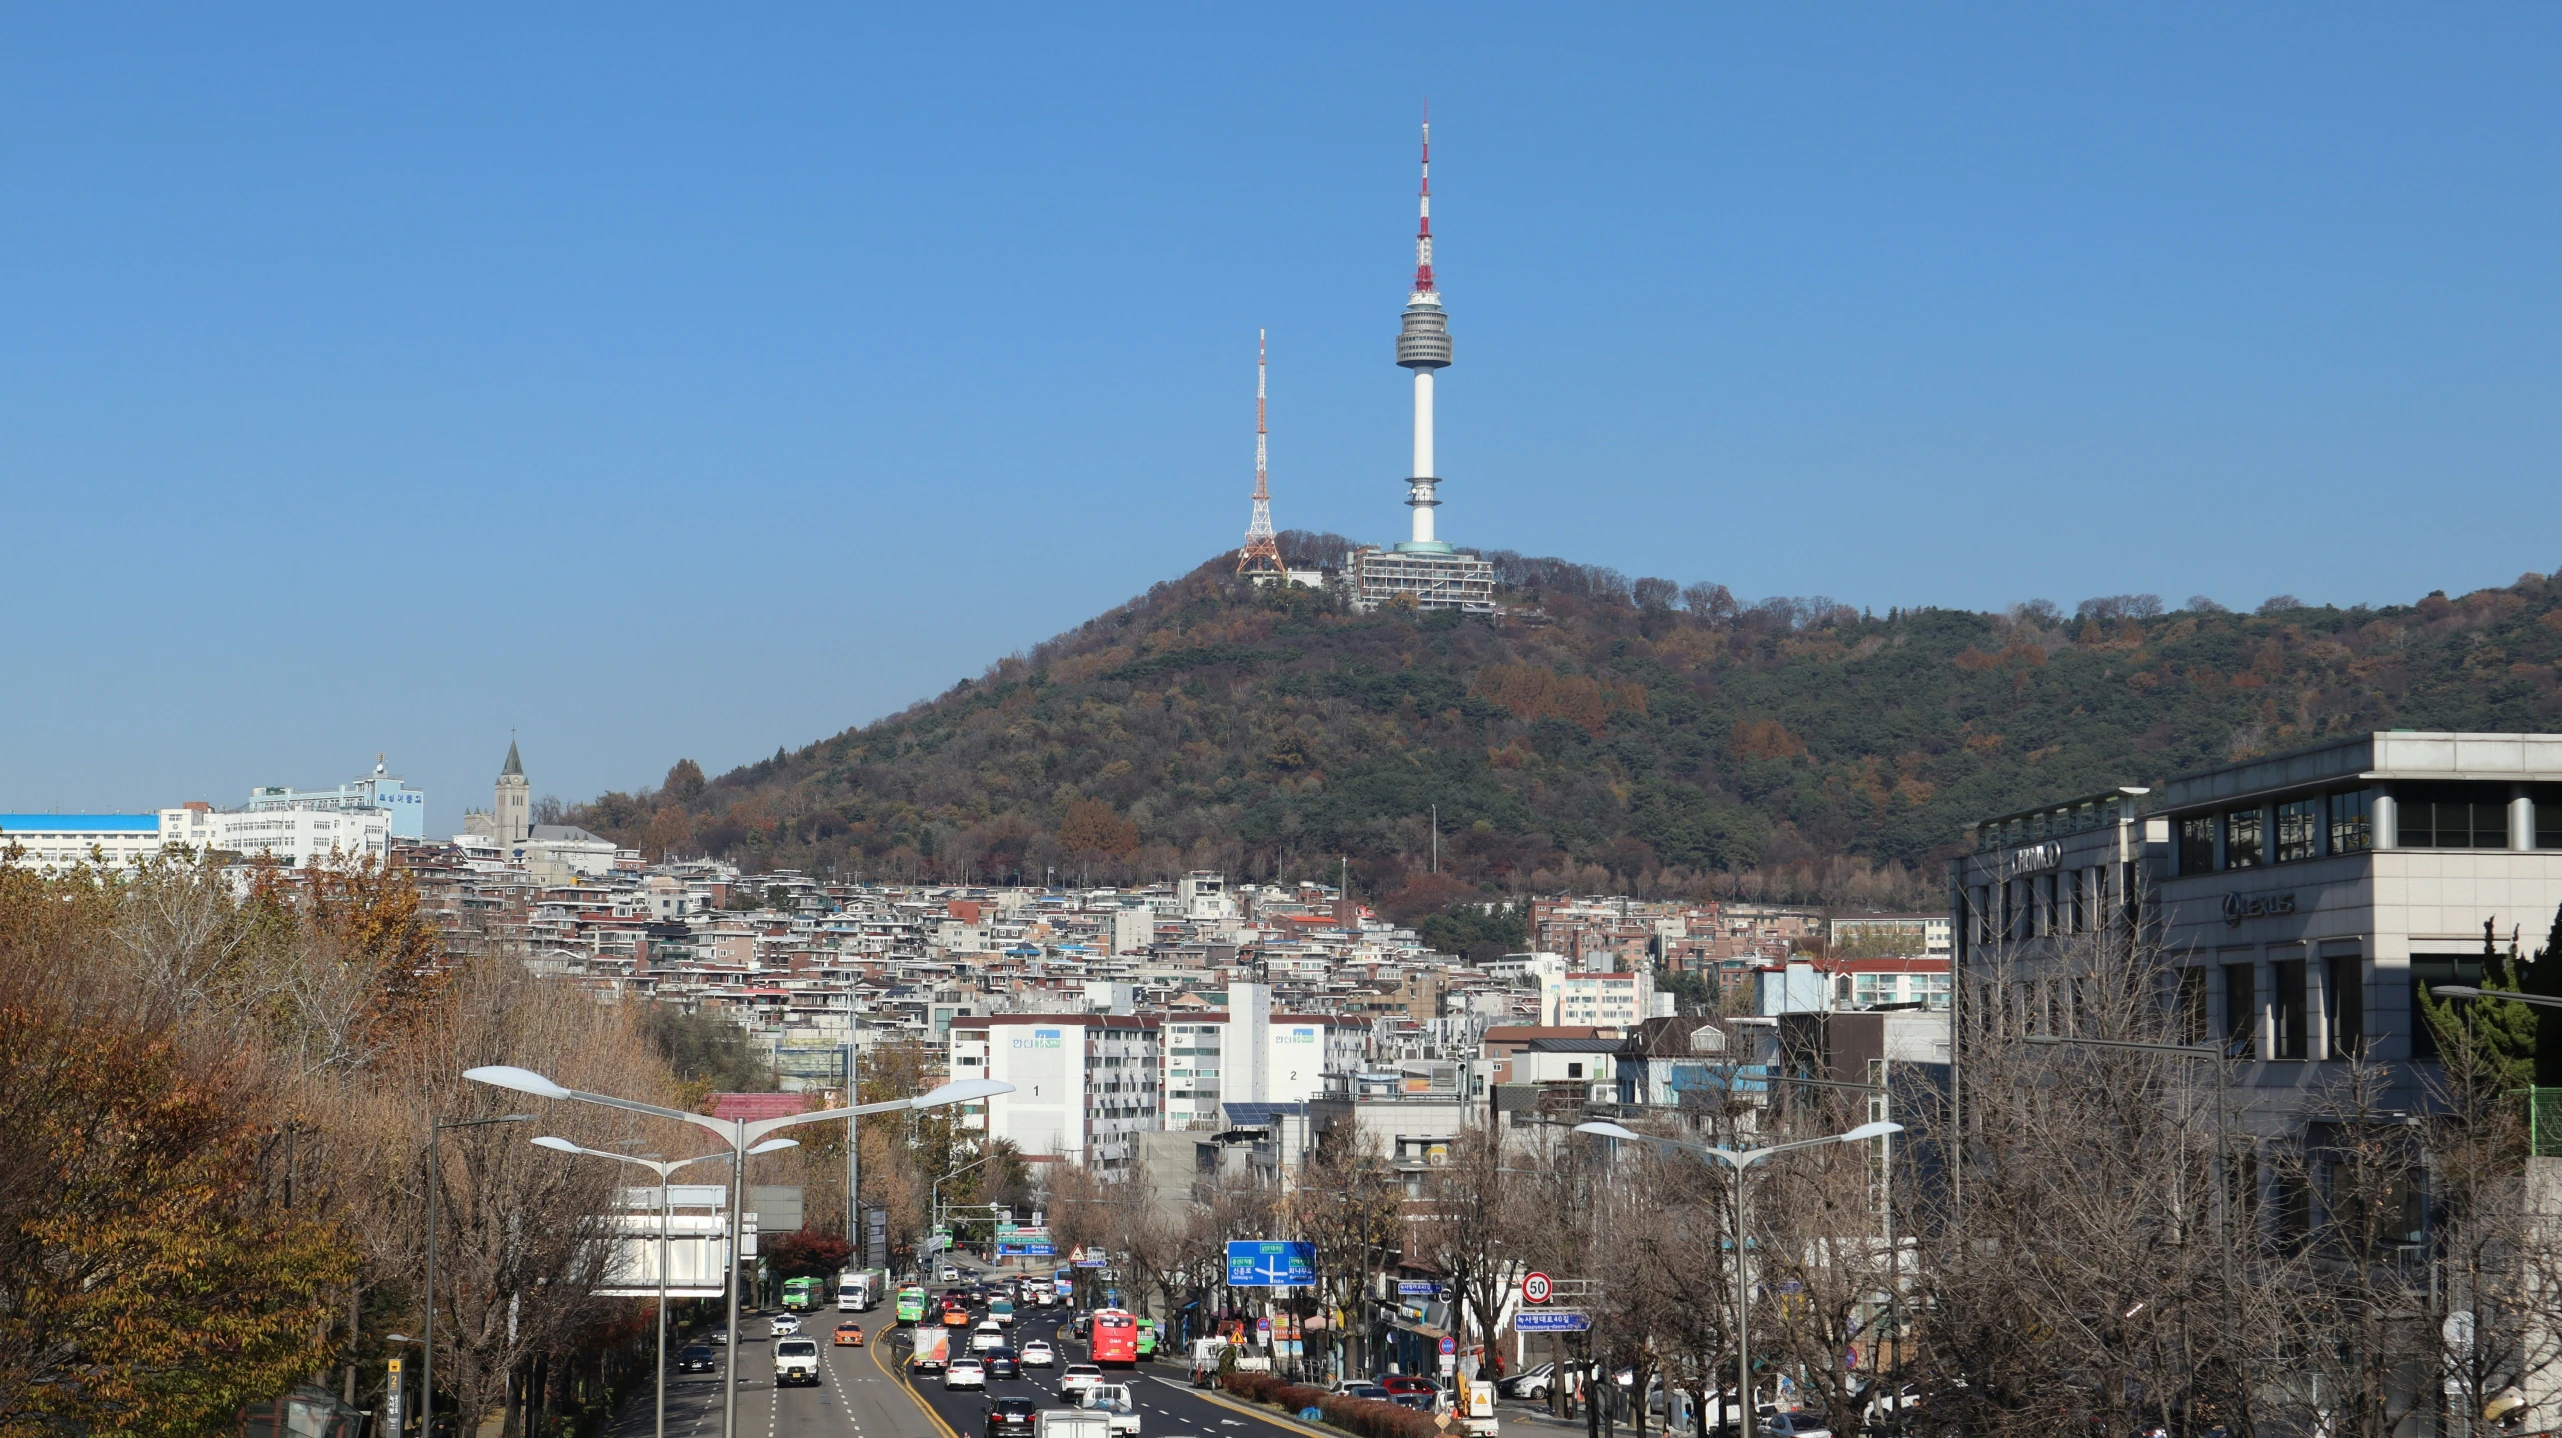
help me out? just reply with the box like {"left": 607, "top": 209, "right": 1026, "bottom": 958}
{"left": 983, "top": 1348, "right": 1021, "bottom": 1380}
{"left": 985, "top": 1397, "right": 1040, "bottom": 1438}
{"left": 677, "top": 1345, "right": 717, "bottom": 1374}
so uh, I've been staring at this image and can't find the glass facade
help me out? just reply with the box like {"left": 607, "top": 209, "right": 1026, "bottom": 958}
{"left": 2179, "top": 816, "right": 2216, "bottom": 874}
{"left": 2328, "top": 789, "right": 2371, "bottom": 854}
{"left": 2276, "top": 797, "right": 2320, "bottom": 863}
{"left": 2397, "top": 784, "right": 2511, "bottom": 849}
{"left": 2225, "top": 808, "right": 2265, "bottom": 869}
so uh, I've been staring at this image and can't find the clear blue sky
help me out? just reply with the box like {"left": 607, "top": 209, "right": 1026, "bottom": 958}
{"left": 8, "top": 6, "right": 2562, "bottom": 829}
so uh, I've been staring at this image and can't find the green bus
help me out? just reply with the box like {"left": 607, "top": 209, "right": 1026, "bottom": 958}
{"left": 895, "top": 1286, "right": 928, "bottom": 1324}
{"left": 783, "top": 1277, "right": 821, "bottom": 1312}
{"left": 1135, "top": 1318, "right": 1157, "bottom": 1359}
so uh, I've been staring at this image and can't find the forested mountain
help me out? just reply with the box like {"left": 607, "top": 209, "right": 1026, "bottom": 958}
{"left": 571, "top": 542, "right": 2562, "bottom": 921}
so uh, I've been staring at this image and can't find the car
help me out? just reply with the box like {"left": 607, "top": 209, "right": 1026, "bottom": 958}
{"left": 677, "top": 1345, "right": 717, "bottom": 1374}
{"left": 1497, "top": 1364, "right": 1554, "bottom": 1400}
{"left": 972, "top": 1322, "right": 1008, "bottom": 1353}
{"left": 985, "top": 1396, "right": 1042, "bottom": 1438}
{"left": 1380, "top": 1377, "right": 1442, "bottom": 1397}
{"left": 1061, "top": 1363, "right": 1105, "bottom": 1396}
{"left": 984, "top": 1348, "right": 1020, "bottom": 1380}
{"left": 1338, "top": 1385, "right": 1394, "bottom": 1403}
{"left": 775, "top": 1338, "right": 821, "bottom": 1387}
{"left": 771, "top": 1315, "right": 802, "bottom": 1338}
{"left": 1020, "top": 1340, "right": 1056, "bottom": 1368}
{"left": 1389, "top": 1394, "right": 1437, "bottom": 1413}
{"left": 1757, "top": 1411, "right": 1832, "bottom": 1438}
{"left": 834, "top": 1322, "right": 866, "bottom": 1347}
{"left": 945, "top": 1358, "right": 988, "bottom": 1390}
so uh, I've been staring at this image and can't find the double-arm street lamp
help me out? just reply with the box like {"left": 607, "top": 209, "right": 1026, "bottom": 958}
{"left": 1575, "top": 1119, "right": 1901, "bottom": 1438}
{"left": 530, "top": 1136, "right": 799, "bottom": 1438}
{"left": 466, "top": 1066, "right": 1012, "bottom": 1438}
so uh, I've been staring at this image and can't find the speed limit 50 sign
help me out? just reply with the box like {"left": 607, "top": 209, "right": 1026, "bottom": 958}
{"left": 1521, "top": 1272, "right": 1552, "bottom": 1305}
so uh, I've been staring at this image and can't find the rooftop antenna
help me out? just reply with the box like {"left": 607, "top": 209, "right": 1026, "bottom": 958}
{"left": 1236, "top": 330, "right": 1284, "bottom": 576}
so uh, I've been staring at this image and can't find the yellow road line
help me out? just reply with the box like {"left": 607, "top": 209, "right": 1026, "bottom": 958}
{"left": 872, "top": 1328, "right": 966, "bottom": 1438}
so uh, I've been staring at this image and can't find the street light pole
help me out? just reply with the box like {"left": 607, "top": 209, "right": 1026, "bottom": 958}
{"left": 1575, "top": 1119, "right": 1900, "bottom": 1438}
{"left": 528, "top": 1137, "right": 795, "bottom": 1438}
{"left": 423, "top": 1113, "right": 531, "bottom": 1438}
{"left": 466, "top": 1065, "right": 1012, "bottom": 1438}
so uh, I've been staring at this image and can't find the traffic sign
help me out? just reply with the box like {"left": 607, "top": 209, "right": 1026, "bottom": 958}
{"left": 1397, "top": 1280, "right": 1439, "bottom": 1297}
{"left": 1227, "top": 1240, "right": 1317, "bottom": 1287}
{"left": 1514, "top": 1310, "right": 1590, "bottom": 1333}
{"left": 1439, "top": 1335, "right": 1457, "bottom": 1356}
{"left": 1521, "top": 1272, "right": 1552, "bottom": 1305}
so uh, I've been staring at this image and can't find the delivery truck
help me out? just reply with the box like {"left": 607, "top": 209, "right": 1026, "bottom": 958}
{"left": 911, "top": 1325, "right": 952, "bottom": 1375}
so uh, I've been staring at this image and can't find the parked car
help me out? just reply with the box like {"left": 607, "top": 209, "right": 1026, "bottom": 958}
{"left": 984, "top": 1348, "right": 1020, "bottom": 1380}
{"left": 1497, "top": 1364, "right": 1554, "bottom": 1400}
{"left": 677, "top": 1345, "right": 717, "bottom": 1374}
{"left": 1061, "top": 1363, "right": 1105, "bottom": 1397}
{"left": 771, "top": 1315, "right": 802, "bottom": 1338}
{"left": 1338, "top": 1384, "right": 1394, "bottom": 1403}
{"left": 834, "top": 1322, "right": 866, "bottom": 1347}
{"left": 1381, "top": 1377, "right": 1442, "bottom": 1397}
{"left": 945, "top": 1358, "right": 988, "bottom": 1391}
{"left": 985, "top": 1397, "right": 1042, "bottom": 1438}
{"left": 1020, "top": 1340, "right": 1056, "bottom": 1368}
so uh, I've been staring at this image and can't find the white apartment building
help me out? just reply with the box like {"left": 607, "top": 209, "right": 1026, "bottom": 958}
{"left": 1539, "top": 969, "right": 1656, "bottom": 1027}
{"left": 1829, "top": 912, "right": 1954, "bottom": 958}
{"left": 949, "top": 1014, "right": 1162, "bottom": 1177}
{"left": 0, "top": 813, "right": 168, "bottom": 869}
{"left": 163, "top": 803, "right": 392, "bottom": 868}
{"left": 1163, "top": 1018, "right": 1226, "bottom": 1127}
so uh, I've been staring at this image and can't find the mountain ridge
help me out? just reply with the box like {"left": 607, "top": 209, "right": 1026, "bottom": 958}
{"left": 569, "top": 545, "right": 2562, "bottom": 919}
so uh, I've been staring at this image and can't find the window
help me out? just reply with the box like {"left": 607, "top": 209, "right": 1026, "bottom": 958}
{"left": 2068, "top": 868, "right": 2087, "bottom": 934}
{"left": 2224, "top": 808, "right": 2266, "bottom": 869}
{"left": 1565, "top": 1062, "right": 1582, "bottom": 1079}
{"left": 2274, "top": 957, "right": 2308, "bottom": 1060}
{"left": 2223, "top": 963, "right": 2257, "bottom": 1056}
{"left": 2408, "top": 955, "right": 2485, "bottom": 1062}
{"left": 2534, "top": 784, "right": 2562, "bottom": 850}
{"left": 2397, "top": 784, "right": 2511, "bottom": 849}
{"left": 2324, "top": 950, "right": 2363, "bottom": 1058}
{"left": 2329, "top": 790, "right": 2371, "bottom": 854}
{"left": 2178, "top": 816, "right": 2216, "bottom": 875}
{"left": 2275, "top": 797, "right": 2320, "bottom": 863}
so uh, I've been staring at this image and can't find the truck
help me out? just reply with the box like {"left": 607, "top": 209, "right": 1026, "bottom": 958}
{"left": 774, "top": 1337, "right": 821, "bottom": 1387}
{"left": 1187, "top": 1338, "right": 1268, "bottom": 1388}
{"left": 910, "top": 1325, "right": 952, "bottom": 1375}
{"left": 1035, "top": 1411, "right": 1111, "bottom": 1438}
{"left": 782, "top": 1277, "right": 822, "bottom": 1312}
{"left": 1453, "top": 1374, "right": 1499, "bottom": 1438}
{"left": 1077, "top": 1383, "right": 1143, "bottom": 1438}
{"left": 838, "top": 1269, "right": 888, "bottom": 1312}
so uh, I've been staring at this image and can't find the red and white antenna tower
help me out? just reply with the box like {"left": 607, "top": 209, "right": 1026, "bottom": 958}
{"left": 1237, "top": 328, "right": 1284, "bottom": 575}
{"left": 1413, "top": 106, "right": 1435, "bottom": 297}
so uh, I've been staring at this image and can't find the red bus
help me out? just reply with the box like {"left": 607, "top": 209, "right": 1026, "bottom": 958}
{"left": 1090, "top": 1308, "right": 1139, "bottom": 1366}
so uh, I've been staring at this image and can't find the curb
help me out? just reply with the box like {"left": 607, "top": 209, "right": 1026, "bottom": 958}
{"left": 875, "top": 1327, "right": 966, "bottom": 1438}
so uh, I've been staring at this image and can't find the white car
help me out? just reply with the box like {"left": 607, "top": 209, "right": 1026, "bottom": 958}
{"left": 1061, "top": 1363, "right": 1105, "bottom": 1396}
{"left": 1020, "top": 1340, "right": 1056, "bottom": 1368}
{"left": 944, "top": 1358, "right": 987, "bottom": 1391}
{"left": 771, "top": 1315, "right": 801, "bottom": 1338}
{"left": 972, "top": 1321, "right": 1008, "bottom": 1353}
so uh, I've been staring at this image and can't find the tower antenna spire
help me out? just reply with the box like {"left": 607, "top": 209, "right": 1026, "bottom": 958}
{"left": 1236, "top": 328, "right": 1284, "bottom": 576}
{"left": 1413, "top": 103, "right": 1435, "bottom": 296}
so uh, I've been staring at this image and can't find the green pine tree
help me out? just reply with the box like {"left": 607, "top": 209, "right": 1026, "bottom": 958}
{"left": 2532, "top": 900, "right": 2562, "bottom": 1088}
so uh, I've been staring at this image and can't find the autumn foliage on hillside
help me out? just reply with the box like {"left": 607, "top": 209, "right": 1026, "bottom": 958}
{"left": 573, "top": 553, "right": 2562, "bottom": 913}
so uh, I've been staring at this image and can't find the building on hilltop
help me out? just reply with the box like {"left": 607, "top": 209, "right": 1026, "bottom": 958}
{"left": 466, "top": 737, "right": 533, "bottom": 844}
{"left": 1352, "top": 120, "right": 1496, "bottom": 616}
{"left": 243, "top": 755, "right": 427, "bottom": 840}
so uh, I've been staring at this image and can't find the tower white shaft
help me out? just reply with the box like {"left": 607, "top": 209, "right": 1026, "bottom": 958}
{"left": 1410, "top": 371, "right": 1436, "bottom": 544}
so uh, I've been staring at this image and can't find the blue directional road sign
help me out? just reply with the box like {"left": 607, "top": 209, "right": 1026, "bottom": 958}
{"left": 1397, "top": 1281, "right": 1439, "bottom": 1297}
{"left": 1514, "top": 1311, "right": 1591, "bottom": 1333}
{"left": 1226, "top": 1240, "right": 1317, "bottom": 1287}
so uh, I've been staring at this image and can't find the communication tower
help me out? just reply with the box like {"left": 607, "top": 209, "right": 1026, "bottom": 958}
{"left": 1236, "top": 329, "right": 1285, "bottom": 576}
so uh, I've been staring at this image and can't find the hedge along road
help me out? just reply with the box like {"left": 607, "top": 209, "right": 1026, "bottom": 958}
{"left": 880, "top": 1303, "right": 1336, "bottom": 1438}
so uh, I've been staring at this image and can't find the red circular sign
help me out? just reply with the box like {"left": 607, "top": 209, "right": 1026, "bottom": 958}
{"left": 1522, "top": 1272, "right": 1552, "bottom": 1305}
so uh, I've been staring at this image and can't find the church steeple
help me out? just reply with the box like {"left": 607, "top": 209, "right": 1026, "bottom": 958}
{"left": 494, "top": 735, "right": 530, "bottom": 844}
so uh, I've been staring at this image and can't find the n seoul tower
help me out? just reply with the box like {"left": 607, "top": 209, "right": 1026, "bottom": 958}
{"left": 1393, "top": 115, "right": 1455, "bottom": 554}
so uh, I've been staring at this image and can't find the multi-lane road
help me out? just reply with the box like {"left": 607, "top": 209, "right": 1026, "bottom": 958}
{"left": 608, "top": 1288, "right": 1325, "bottom": 1438}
